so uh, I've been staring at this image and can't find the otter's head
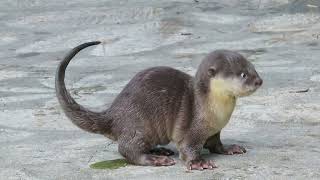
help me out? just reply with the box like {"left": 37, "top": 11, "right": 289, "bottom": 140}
{"left": 195, "top": 50, "right": 262, "bottom": 98}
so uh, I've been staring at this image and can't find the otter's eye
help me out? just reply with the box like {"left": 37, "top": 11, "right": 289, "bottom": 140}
{"left": 240, "top": 73, "right": 247, "bottom": 79}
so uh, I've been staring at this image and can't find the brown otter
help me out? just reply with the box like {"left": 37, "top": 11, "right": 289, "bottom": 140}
{"left": 55, "top": 41, "right": 262, "bottom": 170}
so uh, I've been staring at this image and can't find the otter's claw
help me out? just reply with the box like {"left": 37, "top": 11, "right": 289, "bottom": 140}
{"left": 187, "top": 159, "right": 217, "bottom": 171}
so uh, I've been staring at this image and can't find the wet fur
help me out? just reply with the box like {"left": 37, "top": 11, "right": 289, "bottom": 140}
{"left": 55, "top": 41, "right": 262, "bottom": 169}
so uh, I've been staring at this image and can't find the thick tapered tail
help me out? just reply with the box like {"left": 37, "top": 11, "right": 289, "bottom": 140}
{"left": 55, "top": 41, "right": 111, "bottom": 134}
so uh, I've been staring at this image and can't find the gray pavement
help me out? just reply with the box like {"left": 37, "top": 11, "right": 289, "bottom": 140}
{"left": 1, "top": 0, "right": 320, "bottom": 179}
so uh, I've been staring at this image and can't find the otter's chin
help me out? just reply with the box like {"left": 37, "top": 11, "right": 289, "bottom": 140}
{"left": 236, "top": 88, "right": 258, "bottom": 97}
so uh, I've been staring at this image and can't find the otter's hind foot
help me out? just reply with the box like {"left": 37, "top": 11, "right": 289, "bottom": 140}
{"left": 143, "top": 155, "right": 175, "bottom": 166}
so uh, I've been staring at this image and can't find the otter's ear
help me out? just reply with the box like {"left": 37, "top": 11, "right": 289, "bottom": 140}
{"left": 208, "top": 67, "right": 216, "bottom": 77}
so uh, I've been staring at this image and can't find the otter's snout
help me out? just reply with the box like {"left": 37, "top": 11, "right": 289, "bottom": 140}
{"left": 254, "top": 78, "right": 263, "bottom": 87}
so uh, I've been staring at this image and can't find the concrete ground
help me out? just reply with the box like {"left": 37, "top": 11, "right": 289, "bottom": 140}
{"left": 1, "top": 0, "right": 320, "bottom": 179}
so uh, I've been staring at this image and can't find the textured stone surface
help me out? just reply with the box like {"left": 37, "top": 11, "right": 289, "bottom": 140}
{"left": 1, "top": 0, "right": 320, "bottom": 179}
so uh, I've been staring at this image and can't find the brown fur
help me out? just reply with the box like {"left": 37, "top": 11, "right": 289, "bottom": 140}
{"left": 55, "top": 41, "right": 262, "bottom": 170}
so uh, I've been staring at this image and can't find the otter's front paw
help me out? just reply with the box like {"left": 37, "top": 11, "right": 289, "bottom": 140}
{"left": 187, "top": 159, "right": 217, "bottom": 171}
{"left": 224, "top": 144, "right": 246, "bottom": 155}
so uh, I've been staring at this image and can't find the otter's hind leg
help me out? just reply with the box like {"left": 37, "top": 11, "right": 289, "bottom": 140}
{"left": 118, "top": 133, "right": 175, "bottom": 166}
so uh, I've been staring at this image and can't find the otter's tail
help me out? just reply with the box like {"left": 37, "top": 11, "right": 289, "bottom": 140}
{"left": 55, "top": 41, "right": 111, "bottom": 134}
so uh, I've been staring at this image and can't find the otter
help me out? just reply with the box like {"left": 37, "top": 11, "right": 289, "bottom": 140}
{"left": 55, "top": 41, "right": 262, "bottom": 170}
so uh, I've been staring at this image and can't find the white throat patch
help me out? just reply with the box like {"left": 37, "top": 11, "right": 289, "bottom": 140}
{"left": 205, "top": 78, "right": 237, "bottom": 135}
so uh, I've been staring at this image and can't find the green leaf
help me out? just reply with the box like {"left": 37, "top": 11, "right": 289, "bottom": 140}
{"left": 90, "top": 159, "right": 128, "bottom": 169}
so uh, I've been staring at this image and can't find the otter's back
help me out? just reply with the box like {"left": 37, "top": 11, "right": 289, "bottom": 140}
{"left": 108, "top": 66, "right": 193, "bottom": 142}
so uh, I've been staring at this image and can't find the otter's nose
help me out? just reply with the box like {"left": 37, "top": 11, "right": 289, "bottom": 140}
{"left": 254, "top": 78, "right": 263, "bottom": 87}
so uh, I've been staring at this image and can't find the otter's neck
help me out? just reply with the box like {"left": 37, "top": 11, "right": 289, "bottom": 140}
{"left": 204, "top": 78, "right": 237, "bottom": 135}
